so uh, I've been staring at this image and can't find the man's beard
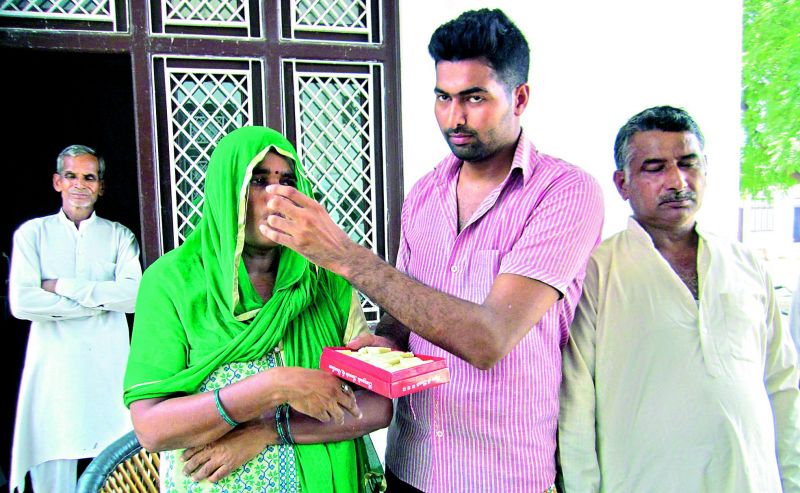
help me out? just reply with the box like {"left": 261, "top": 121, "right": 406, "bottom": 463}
{"left": 444, "top": 127, "right": 498, "bottom": 162}
{"left": 450, "top": 141, "right": 493, "bottom": 162}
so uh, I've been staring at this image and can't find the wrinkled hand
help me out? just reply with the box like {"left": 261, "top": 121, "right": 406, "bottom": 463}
{"left": 181, "top": 422, "right": 269, "bottom": 483}
{"left": 259, "top": 184, "right": 358, "bottom": 275}
{"left": 281, "top": 367, "right": 362, "bottom": 425}
{"left": 346, "top": 334, "right": 401, "bottom": 351}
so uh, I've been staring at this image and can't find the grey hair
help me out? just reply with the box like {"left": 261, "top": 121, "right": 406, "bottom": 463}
{"left": 56, "top": 144, "right": 106, "bottom": 178}
{"left": 613, "top": 105, "right": 705, "bottom": 171}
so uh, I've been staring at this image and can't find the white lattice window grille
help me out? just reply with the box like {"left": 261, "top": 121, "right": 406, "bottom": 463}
{"left": 0, "top": 0, "right": 115, "bottom": 26}
{"left": 164, "top": 64, "right": 255, "bottom": 246}
{"left": 285, "top": 0, "right": 379, "bottom": 43}
{"left": 162, "top": 0, "right": 248, "bottom": 29}
{"left": 289, "top": 61, "right": 384, "bottom": 321}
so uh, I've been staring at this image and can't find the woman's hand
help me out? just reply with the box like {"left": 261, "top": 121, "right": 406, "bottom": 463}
{"left": 181, "top": 420, "right": 273, "bottom": 483}
{"left": 280, "top": 368, "right": 362, "bottom": 425}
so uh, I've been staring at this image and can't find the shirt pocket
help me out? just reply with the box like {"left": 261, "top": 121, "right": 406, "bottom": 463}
{"left": 465, "top": 250, "right": 501, "bottom": 303}
{"left": 719, "top": 292, "right": 765, "bottom": 364}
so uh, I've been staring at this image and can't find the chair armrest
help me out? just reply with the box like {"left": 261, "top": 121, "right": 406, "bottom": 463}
{"left": 76, "top": 430, "right": 143, "bottom": 492}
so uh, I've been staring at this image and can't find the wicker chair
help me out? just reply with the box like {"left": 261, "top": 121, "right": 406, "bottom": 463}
{"left": 76, "top": 430, "right": 159, "bottom": 493}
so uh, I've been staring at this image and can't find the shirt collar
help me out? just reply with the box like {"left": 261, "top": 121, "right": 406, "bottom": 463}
{"left": 512, "top": 129, "right": 538, "bottom": 184}
{"left": 435, "top": 129, "right": 537, "bottom": 186}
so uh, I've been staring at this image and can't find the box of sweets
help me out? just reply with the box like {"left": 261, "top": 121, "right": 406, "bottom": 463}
{"left": 319, "top": 346, "right": 451, "bottom": 399}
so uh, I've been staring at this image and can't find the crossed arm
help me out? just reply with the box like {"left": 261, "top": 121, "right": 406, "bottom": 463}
{"left": 10, "top": 228, "right": 101, "bottom": 321}
{"left": 10, "top": 225, "right": 142, "bottom": 321}
{"left": 130, "top": 366, "right": 391, "bottom": 482}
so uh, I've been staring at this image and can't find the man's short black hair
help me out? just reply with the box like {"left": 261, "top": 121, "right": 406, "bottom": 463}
{"left": 614, "top": 105, "right": 705, "bottom": 171}
{"left": 428, "top": 8, "right": 529, "bottom": 90}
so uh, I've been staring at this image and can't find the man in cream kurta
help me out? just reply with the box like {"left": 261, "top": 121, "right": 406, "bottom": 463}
{"left": 9, "top": 145, "right": 142, "bottom": 493}
{"left": 558, "top": 106, "right": 800, "bottom": 492}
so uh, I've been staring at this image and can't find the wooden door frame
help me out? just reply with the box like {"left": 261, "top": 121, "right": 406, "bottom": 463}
{"left": 0, "top": 0, "right": 404, "bottom": 267}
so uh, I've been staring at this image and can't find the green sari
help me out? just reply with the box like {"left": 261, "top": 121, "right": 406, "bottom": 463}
{"left": 124, "top": 126, "right": 379, "bottom": 492}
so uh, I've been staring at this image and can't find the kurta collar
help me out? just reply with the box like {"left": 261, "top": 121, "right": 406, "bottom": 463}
{"left": 58, "top": 208, "right": 97, "bottom": 230}
{"left": 625, "top": 216, "right": 710, "bottom": 307}
{"left": 625, "top": 216, "right": 708, "bottom": 248}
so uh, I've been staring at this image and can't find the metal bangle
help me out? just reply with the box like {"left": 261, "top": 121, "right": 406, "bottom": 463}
{"left": 282, "top": 404, "right": 295, "bottom": 445}
{"left": 213, "top": 388, "right": 240, "bottom": 427}
{"left": 275, "top": 404, "right": 290, "bottom": 445}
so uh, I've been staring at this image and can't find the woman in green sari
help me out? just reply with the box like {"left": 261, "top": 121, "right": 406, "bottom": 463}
{"left": 124, "top": 126, "right": 391, "bottom": 492}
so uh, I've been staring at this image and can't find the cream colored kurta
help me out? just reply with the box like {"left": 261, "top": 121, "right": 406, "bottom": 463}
{"left": 559, "top": 218, "right": 800, "bottom": 493}
{"left": 9, "top": 210, "right": 142, "bottom": 493}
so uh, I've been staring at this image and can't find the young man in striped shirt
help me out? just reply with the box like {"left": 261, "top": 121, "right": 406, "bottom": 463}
{"left": 263, "top": 8, "right": 603, "bottom": 492}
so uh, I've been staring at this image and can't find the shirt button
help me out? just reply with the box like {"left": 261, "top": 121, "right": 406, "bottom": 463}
{"left": 435, "top": 431, "right": 444, "bottom": 438}
{"left": 450, "top": 265, "right": 458, "bottom": 273}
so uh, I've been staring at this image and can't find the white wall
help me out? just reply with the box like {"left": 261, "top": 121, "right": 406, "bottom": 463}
{"left": 741, "top": 188, "right": 800, "bottom": 291}
{"left": 398, "top": 0, "right": 743, "bottom": 240}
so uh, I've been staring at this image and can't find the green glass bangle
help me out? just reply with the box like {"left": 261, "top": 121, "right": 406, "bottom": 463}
{"left": 275, "top": 404, "right": 294, "bottom": 445}
{"left": 275, "top": 404, "right": 285, "bottom": 443}
{"left": 283, "top": 405, "right": 295, "bottom": 445}
{"left": 275, "top": 404, "right": 288, "bottom": 444}
{"left": 213, "top": 388, "right": 240, "bottom": 427}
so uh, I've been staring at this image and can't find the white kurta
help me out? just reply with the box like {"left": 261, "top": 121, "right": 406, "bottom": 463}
{"left": 9, "top": 210, "right": 142, "bottom": 493}
{"left": 559, "top": 218, "right": 800, "bottom": 493}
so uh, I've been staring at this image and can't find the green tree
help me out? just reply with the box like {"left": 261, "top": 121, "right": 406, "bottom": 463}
{"left": 741, "top": 0, "right": 800, "bottom": 198}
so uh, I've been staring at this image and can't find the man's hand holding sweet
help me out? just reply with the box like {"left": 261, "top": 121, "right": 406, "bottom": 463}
{"left": 259, "top": 184, "right": 364, "bottom": 277}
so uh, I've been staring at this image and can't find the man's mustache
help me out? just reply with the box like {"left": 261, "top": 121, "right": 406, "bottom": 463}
{"left": 445, "top": 126, "right": 477, "bottom": 137}
{"left": 659, "top": 190, "right": 696, "bottom": 204}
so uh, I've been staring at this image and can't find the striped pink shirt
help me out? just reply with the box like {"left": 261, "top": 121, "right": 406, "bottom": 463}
{"left": 385, "top": 132, "right": 604, "bottom": 492}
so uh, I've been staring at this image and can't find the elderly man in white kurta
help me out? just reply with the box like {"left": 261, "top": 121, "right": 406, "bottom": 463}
{"left": 558, "top": 106, "right": 800, "bottom": 493}
{"left": 9, "top": 145, "right": 141, "bottom": 493}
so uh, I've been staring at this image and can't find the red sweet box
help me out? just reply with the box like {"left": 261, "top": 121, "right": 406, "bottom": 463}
{"left": 319, "top": 347, "right": 451, "bottom": 399}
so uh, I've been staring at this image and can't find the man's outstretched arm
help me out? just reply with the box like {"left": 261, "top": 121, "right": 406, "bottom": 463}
{"left": 261, "top": 185, "right": 560, "bottom": 370}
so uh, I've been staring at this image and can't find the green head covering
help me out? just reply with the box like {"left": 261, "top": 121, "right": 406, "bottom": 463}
{"left": 124, "top": 126, "right": 373, "bottom": 492}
